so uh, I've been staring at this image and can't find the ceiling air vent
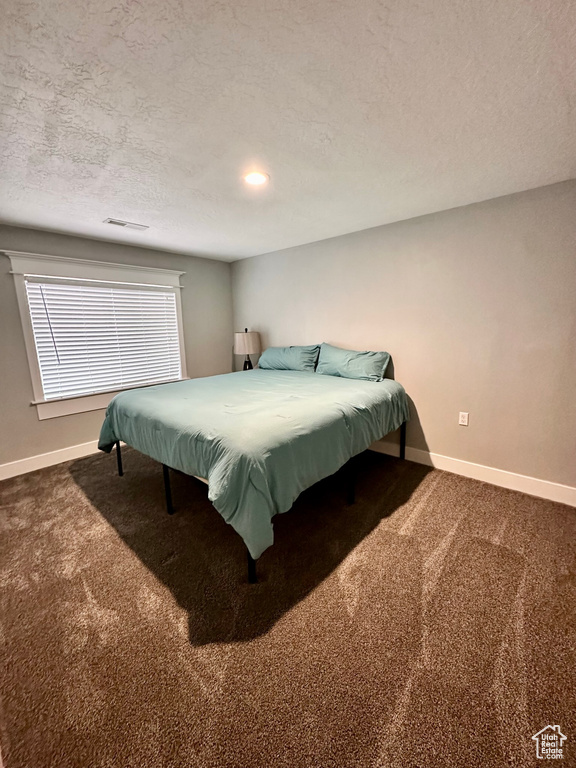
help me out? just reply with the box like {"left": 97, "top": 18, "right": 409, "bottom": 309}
{"left": 104, "top": 218, "right": 149, "bottom": 231}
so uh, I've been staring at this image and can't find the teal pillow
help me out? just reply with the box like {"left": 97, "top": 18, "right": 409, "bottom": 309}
{"left": 316, "top": 343, "right": 390, "bottom": 381}
{"left": 258, "top": 344, "right": 320, "bottom": 372}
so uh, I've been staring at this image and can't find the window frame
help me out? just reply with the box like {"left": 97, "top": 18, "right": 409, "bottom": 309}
{"left": 7, "top": 251, "right": 187, "bottom": 420}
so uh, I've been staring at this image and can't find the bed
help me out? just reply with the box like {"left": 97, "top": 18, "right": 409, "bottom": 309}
{"left": 98, "top": 368, "right": 409, "bottom": 580}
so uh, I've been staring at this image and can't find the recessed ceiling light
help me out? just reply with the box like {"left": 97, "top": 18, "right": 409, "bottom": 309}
{"left": 243, "top": 172, "right": 269, "bottom": 186}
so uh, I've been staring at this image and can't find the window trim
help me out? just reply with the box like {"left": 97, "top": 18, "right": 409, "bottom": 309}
{"left": 6, "top": 251, "right": 187, "bottom": 420}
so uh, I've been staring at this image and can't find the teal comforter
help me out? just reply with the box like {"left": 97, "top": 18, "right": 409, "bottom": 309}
{"left": 98, "top": 370, "right": 409, "bottom": 559}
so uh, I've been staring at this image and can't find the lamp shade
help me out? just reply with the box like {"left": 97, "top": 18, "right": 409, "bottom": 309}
{"left": 234, "top": 331, "right": 261, "bottom": 356}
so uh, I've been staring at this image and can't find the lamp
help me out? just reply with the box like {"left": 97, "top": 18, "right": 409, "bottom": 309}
{"left": 234, "top": 328, "right": 261, "bottom": 370}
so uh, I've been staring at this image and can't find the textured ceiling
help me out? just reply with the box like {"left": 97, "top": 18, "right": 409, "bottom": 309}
{"left": 1, "top": 0, "right": 575, "bottom": 261}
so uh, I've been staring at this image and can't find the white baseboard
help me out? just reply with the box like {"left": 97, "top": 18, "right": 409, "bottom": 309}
{"left": 0, "top": 440, "right": 101, "bottom": 481}
{"left": 369, "top": 441, "right": 576, "bottom": 508}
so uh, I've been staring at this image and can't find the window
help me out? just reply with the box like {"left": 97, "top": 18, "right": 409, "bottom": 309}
{"left": 26, "top": 279, "right": 182, "bottom": 399}
{"left": 7, "top": 252, "right": 187, "bottom": 420}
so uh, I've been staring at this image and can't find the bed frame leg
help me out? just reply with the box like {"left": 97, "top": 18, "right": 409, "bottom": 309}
{"left": 116, "top": 441, "right": 124, "bottom": 477}
{"left": 400, "top": 421, "right": 406, "bottom": 461}
{"left": 163, "top": 464, "right": 175, "bottom": 514}
{"left": 346, "top": 458, "right": 356, "bottom": 506}
{"left": 247, "top": 550, "right": 258, "bottom": 584}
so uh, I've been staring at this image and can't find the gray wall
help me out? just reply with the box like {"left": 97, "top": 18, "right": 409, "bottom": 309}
{"left": 232, "top": 180, "right": 576, "bottom": 488}
{"left": 0, "top": 226, "right": 233, "bottom": 465}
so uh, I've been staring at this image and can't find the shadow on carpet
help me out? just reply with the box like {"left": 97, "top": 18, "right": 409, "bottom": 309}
{"left": 69, "top": 449, "right": 430, "bottom": 646}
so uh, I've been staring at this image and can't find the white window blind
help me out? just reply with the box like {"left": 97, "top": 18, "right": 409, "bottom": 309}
{"left": 25, "top": 278, "right": 183, "bottom": 400}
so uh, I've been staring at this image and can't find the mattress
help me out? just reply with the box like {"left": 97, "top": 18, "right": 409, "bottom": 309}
{"left": 98, "top": 369, "right": 410, "bottom": 558}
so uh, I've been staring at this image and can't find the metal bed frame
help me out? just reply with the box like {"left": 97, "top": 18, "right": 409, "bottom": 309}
{"left": 114, "top": 420, "right": 407, "bottom": 584}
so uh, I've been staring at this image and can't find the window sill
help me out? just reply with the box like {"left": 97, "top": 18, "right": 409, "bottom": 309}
{"left": 34, "top": 379, "right": 187, "bottom": 420}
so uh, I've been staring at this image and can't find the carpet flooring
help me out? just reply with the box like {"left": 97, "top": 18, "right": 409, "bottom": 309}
{"left": 0, "top": 449, "right": 575, "bottom": 768}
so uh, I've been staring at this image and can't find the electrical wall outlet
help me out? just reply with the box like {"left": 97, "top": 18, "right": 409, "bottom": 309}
{"left": 459, "top": 412, "right": 469, "bottom": 426}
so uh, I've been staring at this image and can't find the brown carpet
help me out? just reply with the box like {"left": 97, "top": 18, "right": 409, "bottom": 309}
{"left": 0, "top": 449, "right": 575, "bottom": 768}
